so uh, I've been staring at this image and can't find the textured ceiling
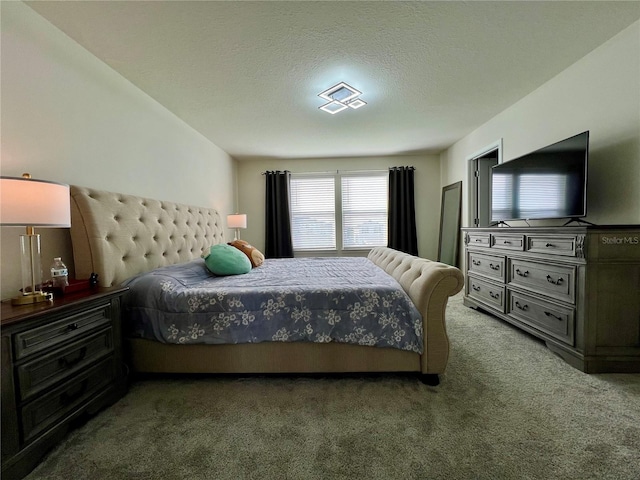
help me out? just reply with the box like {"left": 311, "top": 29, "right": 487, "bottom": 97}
{"left": 25, "top": 1, "right": 640, "bottom": 160}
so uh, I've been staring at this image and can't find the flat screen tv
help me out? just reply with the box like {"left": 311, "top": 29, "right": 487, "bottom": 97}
{"left": 490, "top": 131, "right": 588, "bottom": 223}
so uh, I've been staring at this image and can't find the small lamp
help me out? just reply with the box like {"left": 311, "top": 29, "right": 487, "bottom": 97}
{"left": 227, "top": 213, "right": 247, "bottom": 241}
{"left": 1, "top": 174, "right": 71, "bottom": 305}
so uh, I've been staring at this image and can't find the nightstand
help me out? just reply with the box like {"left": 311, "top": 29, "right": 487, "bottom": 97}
{"left": 1, "top": 286, "right": 128, "bottom": 480}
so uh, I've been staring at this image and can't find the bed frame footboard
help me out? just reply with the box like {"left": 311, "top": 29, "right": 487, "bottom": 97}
{"left": 367, "top": 247, "right": 464, "bottom": 375}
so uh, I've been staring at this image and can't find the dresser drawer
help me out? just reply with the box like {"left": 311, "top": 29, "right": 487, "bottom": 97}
{"left": 16, "top": 328, "right": 114, "bottom": 402}
{"left": 491, "top": 234, "right": 524, "bottom": 251}
{"left": 467, "top": 276, "right": 505, "bottom": 313}
{"left": 507, "top": 291, "right": 575, "bottom": 346}
{"left": 526, "top": 235, "right": 580, "bottom": 257}
{"left": 14, "top": 305, "right": 112, "bottom": 360}
{"left": 508, "top": 259, "right": 576, "bottom": 304}
{"left": 20, "top": 357, "right": 115, "bottom": 443}
{"left": 468, "top": 252, "right": 505, "bottom": 281}
{"left": 467, "top": 232, "right": 491, "bottom": 248}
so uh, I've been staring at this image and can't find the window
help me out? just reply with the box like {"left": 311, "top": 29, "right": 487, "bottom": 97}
{"left": 290, "top": 171, "right": 388, "bottom": 252}
{"left": 290, "top": 175, "right": 336, "bottom": 250}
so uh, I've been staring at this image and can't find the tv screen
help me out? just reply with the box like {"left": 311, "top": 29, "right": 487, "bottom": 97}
{"left": 490, "top": 131, "right": 588, "bottom": 222}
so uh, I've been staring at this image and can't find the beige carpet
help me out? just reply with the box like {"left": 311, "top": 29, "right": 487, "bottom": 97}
{"left": 26, "top": 293, "right": 640, "bottom": 480}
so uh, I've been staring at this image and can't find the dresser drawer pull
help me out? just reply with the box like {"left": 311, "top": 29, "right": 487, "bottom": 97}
{"left": 58, "top": 347, "right": 88, "bottom": 368}
{"left": 472, "top": 259, "right": 481, "bottom": 266}
{"left": 546, "top": 275, "right": 564, "bottom": 285}
{"left": 515, "top": 269, "right": 529, "bottom": 277}
{"left": 545, "top": 243, "right": 555, "bottom": 248}
{"left": 66, "top": 323, "right": 79, "bottom": 332}
{"left": 60, "top": 379, "right": 89, "bottom": 404}
{"left": 475, "top": 238, "right": 483, "bottom": 242}
{"left": 515, "top": 301, "right": 528, "bottom": 311}
{"left": 489, "top": 263, "right": 500, "bottom": 271}
{"left": 502, "top": 240, "right": 511, "bottom": 244}
{"left": 544, "top": 311, "right": 564, "bottom": 321}
{"left": 489, "top": 291, "right": 500, "bottom": 299}
{"left": 472, "top": 284, "right": 481, "bottom": 292}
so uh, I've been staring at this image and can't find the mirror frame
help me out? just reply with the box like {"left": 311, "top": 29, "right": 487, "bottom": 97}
{"left": 437, "top": 181, "right": 462, "bottom": 267}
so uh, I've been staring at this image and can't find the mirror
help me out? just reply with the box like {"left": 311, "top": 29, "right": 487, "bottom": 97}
{"left": 438, "top": 181, "right": 462, "bottom": 267}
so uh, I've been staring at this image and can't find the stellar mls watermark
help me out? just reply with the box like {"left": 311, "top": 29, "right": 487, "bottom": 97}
{"left": 601, "top": 236, "right": 639, "bottom": 245}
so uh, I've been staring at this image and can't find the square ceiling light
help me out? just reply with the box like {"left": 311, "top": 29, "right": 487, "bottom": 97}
{"left": 318, "top": 82, "right": 366, "bottom": 114}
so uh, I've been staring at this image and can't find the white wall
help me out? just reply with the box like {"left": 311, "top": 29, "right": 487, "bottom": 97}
{"left": 1, "top": 2, "right": 237, "bottom": 300}
{"left": 237, "top": 155, "right": 442, "bottom": 260}
{"left": 440, "top": 20, "right": 640, "bottom": 228}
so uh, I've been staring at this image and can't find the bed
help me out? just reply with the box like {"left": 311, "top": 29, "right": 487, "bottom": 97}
{"left": 69, "top": 186, "right": 464, "bottom": 385}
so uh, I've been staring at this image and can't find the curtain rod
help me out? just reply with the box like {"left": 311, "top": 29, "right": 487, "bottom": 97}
{"left": 263, "top": 169, "right": 391, "bottom": 175}
{"left": 262, "top": 167, "right": 414, "bottom": 175}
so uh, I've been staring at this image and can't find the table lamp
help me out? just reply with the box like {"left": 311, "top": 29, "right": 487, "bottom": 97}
{"left": 1, "top": 174, "right": 71, "bottom": 305}
{"left": 227, "top": 213, "right": 247, "bottom": 241}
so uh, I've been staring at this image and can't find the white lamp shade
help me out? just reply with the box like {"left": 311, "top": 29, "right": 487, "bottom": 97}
{"left": 1, "top": 176, "right": 71, "bottom": 227}
{"left": 227, "top": 214, "right": 247, "bottom": 229}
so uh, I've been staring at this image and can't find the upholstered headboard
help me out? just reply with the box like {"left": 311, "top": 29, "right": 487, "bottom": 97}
{"left": 70, "top": 186, "right": 225, "bottom": 287}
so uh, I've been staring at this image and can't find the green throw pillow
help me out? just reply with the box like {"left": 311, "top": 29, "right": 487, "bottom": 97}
{"left": 203, "top": 244, "right": 251, "bottom": 276}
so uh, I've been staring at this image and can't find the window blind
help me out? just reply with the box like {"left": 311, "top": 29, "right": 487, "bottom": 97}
{"left": 342, "top": 174, "right": 388, "bottom": 248}
{"left": 290, "top": 176, "right": 336, "bottom": 250}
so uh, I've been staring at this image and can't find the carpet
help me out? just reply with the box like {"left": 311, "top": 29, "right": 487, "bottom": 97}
{"left": 25, "top": 293, "right": 640, "bottom": 480}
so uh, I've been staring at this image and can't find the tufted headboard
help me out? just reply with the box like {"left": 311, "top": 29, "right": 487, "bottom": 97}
{"left": 70, "top": 186, "right": 225, "bottom": 287}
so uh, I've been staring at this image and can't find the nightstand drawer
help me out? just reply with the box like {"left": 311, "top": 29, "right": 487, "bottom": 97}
{"left": 507, "top": 291, "right": 575, "bottom": 346}
{"left": 20, "top": 357, "right": 115, "bottom": 443}
{"left": 17, "top": 328, "right": 114, "bottom": 402}
{"left": 509, "top": 259, "right": 576, "bottom": 304}
{"left": 14, "top": 305, "right": 112, "bottom": 360}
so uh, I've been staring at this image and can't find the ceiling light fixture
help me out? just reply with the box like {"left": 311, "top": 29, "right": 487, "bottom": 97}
{"left": 318, "top": 82, "right": 367, "bottom": 114}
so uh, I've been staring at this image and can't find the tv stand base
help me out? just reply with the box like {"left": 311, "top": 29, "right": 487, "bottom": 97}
{"left": 562, "top": 218, "right": 597, "bottom": 226}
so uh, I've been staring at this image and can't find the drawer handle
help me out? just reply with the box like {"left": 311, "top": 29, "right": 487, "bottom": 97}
{"left": 502, "top": 240, "right": 511, "bottom": 244}
{"left": 472, "top": 285, "right": 481, "bottom": 292}
{"left": 489, "top": 263, "right": 500, "bottom": 271}
{"left": 58, "top": 347, "right": 88, "bottom": 368}
{"left": 472, "top": 259, "right": 481, "bottom": 266}
{"left": 489, "top": 291, "right": 500, "bottom": 299}
{"left": 475, "top": 238, "right": 483, "bottom": 242}
{"left": 546, "top": 275, "right": 564, "bottom": 285}
{"left": 515, "top": 301, "right": 528, "bottom": 311}
{"left": 545, "top": 243, "right": 555, "bottom": 248}
{"left": 60, "top": 379, "right": 89, "bottom": 404}
{"left": 544, "top": 311, "right": 564, "bottom": 321}
{"left": 515, "top": 269, "right": 529, "bottom": 277}
{"left": 66, "top": 323, "right": 79, "bottom": 332}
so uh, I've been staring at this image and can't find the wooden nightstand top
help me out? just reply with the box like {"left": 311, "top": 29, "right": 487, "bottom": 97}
{"left": 1, "top": 286, "right": 129, "bottom": 328}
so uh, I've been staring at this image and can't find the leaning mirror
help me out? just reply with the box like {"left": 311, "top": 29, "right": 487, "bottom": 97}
{"left": 437, "top": 181, "right": 462, "bottom": 267}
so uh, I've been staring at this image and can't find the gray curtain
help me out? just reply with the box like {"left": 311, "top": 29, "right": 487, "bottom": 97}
{"left": 388, "top": 166, "right": 418, "bottom": 256}
{"left": 264, "top": 170, "right": 294, "bottom": 258}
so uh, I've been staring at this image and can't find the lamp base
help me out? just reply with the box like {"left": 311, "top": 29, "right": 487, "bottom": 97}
{"left": 11, "top": 291, "right": 53, "bottom": 305}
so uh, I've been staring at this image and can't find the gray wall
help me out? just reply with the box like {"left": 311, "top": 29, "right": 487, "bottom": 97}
{"left": 1, "top": 3, "right": 236, "bottom": 300}
{"left": 440, "top": 20, "right": 640, "bottom": 228}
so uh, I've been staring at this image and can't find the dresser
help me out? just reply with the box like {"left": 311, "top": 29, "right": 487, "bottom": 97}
{"left": 461, "top": 226, "right": 640, "bottom": 373}
{"left": 1, "top": 287, "right": 128, "bottom": 480}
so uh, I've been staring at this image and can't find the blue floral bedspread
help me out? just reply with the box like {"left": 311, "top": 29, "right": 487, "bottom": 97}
{"left": 121, "top": 257, "right": 423, "bottom": 353}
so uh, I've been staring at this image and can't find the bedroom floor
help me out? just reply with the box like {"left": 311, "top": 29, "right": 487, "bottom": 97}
{"left": 25, "top": 293, "right": 640, "bottom": 480}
